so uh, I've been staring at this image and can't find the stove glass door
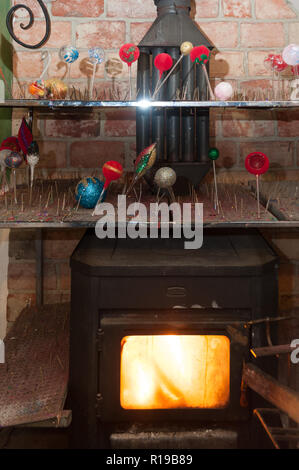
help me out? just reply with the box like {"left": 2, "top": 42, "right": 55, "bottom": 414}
{"left": 120, "top": 335, "right": 230, "bottom": 410}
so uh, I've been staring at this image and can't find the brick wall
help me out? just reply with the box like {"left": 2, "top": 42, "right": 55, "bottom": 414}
{"left": 5, "top": 0, "right": 299, "bottom": 326}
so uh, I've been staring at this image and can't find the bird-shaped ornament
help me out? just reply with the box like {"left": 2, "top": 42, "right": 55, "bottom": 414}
{"left": 126, "top": 143, "right": 157, "bottom": 196}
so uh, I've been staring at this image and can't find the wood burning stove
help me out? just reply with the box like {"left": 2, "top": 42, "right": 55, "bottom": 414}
{"left": 69, "top": 229, "right": 278, "bottom": 449}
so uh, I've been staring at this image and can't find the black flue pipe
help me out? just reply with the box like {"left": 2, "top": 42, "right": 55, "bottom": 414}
{"left": 136, "top": 50, "right": 151, "bottom": 155}
{"left": 152, "top": 47, "right": 165, "bottom": 161}
{"left": 166, "top": 47, "right": 180, "bottom": 162}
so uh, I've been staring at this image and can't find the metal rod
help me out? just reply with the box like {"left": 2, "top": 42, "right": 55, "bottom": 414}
{"left": 152, "top": 47, "right": 165, "bottom": 161}
{"left": 136, "top": 51, "right": 150, "bottom": 155}
{"left": 182, "top": 55, "right": 195, "bottom": 162}
{"left": 166, "top": 47, "right": 180, "bottom": 162}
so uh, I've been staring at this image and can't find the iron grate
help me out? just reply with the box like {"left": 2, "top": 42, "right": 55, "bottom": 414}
{"left": 0, "top": 304, "right": 69, "bottom": 427}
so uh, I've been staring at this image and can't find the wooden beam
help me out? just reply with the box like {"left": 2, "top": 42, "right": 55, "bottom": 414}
{"left": 243, "top": 363, "right": 299, "bottom": 424}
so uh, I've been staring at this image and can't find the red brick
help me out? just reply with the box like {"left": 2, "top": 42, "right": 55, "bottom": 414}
{"left": 210, "top": 52, "right": 245, "bottom": 78}
{"left": 70, "top": 141, "right": 125, "bottom": 168}
{"left": 36, "top": 141, "right": 67, "bottom": 169}
{"left": 45, "top": 114, "right": 100, "bottom": 138}
{"left": 130, "top": 22, "right": 153, "bottom": 45}
{"left": 222, "top": 110, "right": 275, "bottom": 138}
{"left": 12, "top": 21, "right": 71, "bottom": 50}
{"left": 13, "top": 51, "right": 42, "bottom": 79}
{"left": 8, "top": 263, "right": 36, "bottom": 291}
{"left": 107, "top": 0, "right": 156, "bottom": 18}
{"left": 248, "top": 51, "right": 275, "bottom": 77}
{"left": 255, "top": 0, "right": 296, "bottom": 19}
{"left": 240, "top": 141, "right": 295, "bottom": 168}
{"left": 52, "top": 0, "right": 104, "bottom": 17}
{"left": 104, "top": 110, "right": 136, "bottom": 137}
{"left": 277, "top": 110, "right": 299, "bottom": 137}
{"left": 76, "top": 22, "right": 126, "bottom": 49}
{"left": 240, "top": 23, "right": 284, "bottom": 48}
{"left": 289, "top": 23, "right": 299, "bottom": 43}
{"left": 200, "top": 22, "right": 239, "bottom": 49}
{"left": 223, "top": 0, "right": 252, "bottom": 18}
{"left": 43, "top": 292, "right": 71, "bottom": 305}
{"left": 194, "top": 0, "right": 219, "bottom": 18}
{"left": 7, "top": 293, "right": 36, "bottom": 322}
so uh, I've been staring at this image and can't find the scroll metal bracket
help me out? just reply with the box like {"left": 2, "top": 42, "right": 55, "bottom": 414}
{"left": 6, "top": 0, "right": 51, "bottom": 50}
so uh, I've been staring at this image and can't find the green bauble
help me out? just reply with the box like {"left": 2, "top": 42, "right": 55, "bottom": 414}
{"left": 208, "top": 148, "right": 220, "bottom": 161}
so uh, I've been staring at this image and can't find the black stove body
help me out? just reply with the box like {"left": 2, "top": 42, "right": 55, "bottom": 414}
{"left": 70, "top": 230, "right": 278, "bottom": 449}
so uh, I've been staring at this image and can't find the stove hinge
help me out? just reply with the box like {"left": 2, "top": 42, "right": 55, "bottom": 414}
{"left": 96, "top": 328, "right": 104, "bottom": 352}
{"left": 95, "top": 393, "right": 103, "bottom": 419}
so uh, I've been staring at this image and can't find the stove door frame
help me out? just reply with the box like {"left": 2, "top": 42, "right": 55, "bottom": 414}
{"left": 98, "top": 309, "right": 250, "bottom": 423}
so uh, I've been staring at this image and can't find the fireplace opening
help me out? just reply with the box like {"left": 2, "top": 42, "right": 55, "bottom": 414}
{"left": 120, "top": 335, "right": 230, "bottom": 410}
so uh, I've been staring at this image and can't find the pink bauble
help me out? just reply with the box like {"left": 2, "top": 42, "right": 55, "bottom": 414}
{"left": 282, "top": 44, "right": 299, "bottom": 66}
{"left": 214, "top": 82, "right": 233, "bottom": 100}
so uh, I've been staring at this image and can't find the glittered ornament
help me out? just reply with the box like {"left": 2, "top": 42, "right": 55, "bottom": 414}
{"left": 5, "top": 151, "right": 23, "bottom": 169}
{"left": 214, "top": 82, "right": 233, "bottom": 100}
{"left": 75, "top": 177, "right": 105, "bottom": 209}
{"left": 126, "top": 143, "right": 157, "bottom": 195}
{"left": 59, "top": 46, "right": 79, "bottom": 64}
{"left": 154, "top": 167, "right": 177, "bottom": 203}
{"left": 282, "top": 44, "right": 299, "bottom": 66}
{"left": 29, "top": 80, "right": 46, "bottom": 98}
{"left": 264, "top": 54, "right": 287, "bottom": 73}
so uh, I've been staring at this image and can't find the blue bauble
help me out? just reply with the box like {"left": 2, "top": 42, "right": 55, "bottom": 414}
{"left": 75, "top": 177, "right": 105, "bottom": 209}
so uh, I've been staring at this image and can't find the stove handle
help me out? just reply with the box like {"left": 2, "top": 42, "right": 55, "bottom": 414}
{"left": 167, "top": 286, "right": 187, "bottom": 297}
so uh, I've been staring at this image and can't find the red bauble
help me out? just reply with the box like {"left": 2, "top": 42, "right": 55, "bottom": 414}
{"left": 119, "top": 44, "right": 140, "bottom": 67}
{"left": 154, "top": 53, "right": 173, "bottom": 79}
{"left": 102, "top": 161, "right": 123, "bottom": 189}
{"left": 245, "top": 152, "right": 269, "bottom": 176}
{"left": 190, "top": 45, "right": 211, "bottom": 65}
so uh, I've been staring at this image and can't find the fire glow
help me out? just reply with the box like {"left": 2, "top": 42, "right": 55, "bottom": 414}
{"left": 120, "top": 335, "right": 230, "bottom": 410}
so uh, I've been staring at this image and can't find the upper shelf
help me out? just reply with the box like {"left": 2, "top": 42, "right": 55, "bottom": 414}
{"left": 0, "top": 99, "right": 299, "bottom": 109}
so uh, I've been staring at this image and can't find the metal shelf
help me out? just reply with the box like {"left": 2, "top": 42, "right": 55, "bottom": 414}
{"left": 0, "top": 99, "right": 299, "bottom": 109}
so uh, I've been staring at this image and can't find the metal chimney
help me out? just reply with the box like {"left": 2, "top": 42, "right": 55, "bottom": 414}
{"left": 136, "top": 0, "right": 213, "bottom": 186}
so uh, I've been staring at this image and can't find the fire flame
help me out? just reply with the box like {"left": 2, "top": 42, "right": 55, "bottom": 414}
{"left": 120, "top": 335, "right": 230, "bottom": 410}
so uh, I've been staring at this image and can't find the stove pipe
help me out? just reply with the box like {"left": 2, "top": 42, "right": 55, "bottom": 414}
{"left": 136, "top": 0, "right": 214, "bottom": 185}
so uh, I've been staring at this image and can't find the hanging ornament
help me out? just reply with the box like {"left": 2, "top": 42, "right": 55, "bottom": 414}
{"left": 126, "top": 143, "right": 157, "bottom": 196}
{"left": 119, "top": 43, "right": 140, "bottom": 100}
{"left": 245, "top": 152, "right": 269, "bottom": 219}
{"left": 5, "top": 151, "right": 23, "bottom": 204}
{"left": 92, "top": 161, "right": 123, "bottom": 216}
{"left": 27, "top": 141, "right": 40, "bottom": 204}
{"left": 190, "top": 45, "right": 215, "bottom": 100}
{"left": 88, "top": 47, "right": 105, "bottom": 100}
{"left": 152, "top": 42, "right": 193, "bottom": 99}
{"left": 208, "top": 148, "right": 220, "bottom": 213}
{"left": 0, "top": 137, "right": 20, "bottom": 195}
